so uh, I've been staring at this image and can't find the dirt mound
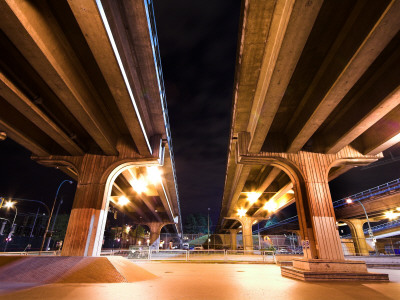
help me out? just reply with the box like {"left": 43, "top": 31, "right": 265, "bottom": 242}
{"left": 0, "top": 256, "right": 157, "bottom": 283}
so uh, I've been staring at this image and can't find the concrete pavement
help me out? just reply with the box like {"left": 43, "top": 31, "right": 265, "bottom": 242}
{"left": 1, "top": 262, "right": 400, "bottom": 300}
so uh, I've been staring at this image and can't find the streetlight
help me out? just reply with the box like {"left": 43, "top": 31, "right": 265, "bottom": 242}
{"left": 40, "top": 180, "right": 73, "bottom": 252}
{"left": 207, "top": 208, "right": 210, "bottom": 250}
{"left": 2, "top": 201, "right": 17, "bottom": 252}
{"left": 346, "top": 198, "right": 378, "bottom": 254}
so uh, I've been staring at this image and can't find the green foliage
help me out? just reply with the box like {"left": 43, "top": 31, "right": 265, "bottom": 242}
{"left": 264, "top": 216, "right": 279, "bottom": 227}
{"left": 183, "top": 213, "right": 211, "bottom": 234}
{"left": 51, "top": 214, "right": 69, "bottom": 241}
{"left": 130, "top": 225, "right": 146, "bottom": 238}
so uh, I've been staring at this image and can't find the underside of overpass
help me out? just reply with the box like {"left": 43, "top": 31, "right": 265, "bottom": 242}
{"left": 219, "top": 0, "right": 400, "bottom": 280}
{"left": 0, "top": 0, "right": 182, "bottom": 256}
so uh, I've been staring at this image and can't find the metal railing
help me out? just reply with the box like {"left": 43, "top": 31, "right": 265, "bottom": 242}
{"left": 341, "top": 237, "right": 400, "bottom": 256}
{"left": 253, "top": 178, "right": 400, "bottom": 233}
{"left": 333, "top": 178, "right": 400, "bottom": 209}
{"left": 0, "top": 251, "right": 59, "bottom": 256}
{"left": 100, "top": 249, "right": 275, "bottom": 262}
{"left": 341, "top": 219, "right": 400, "bottom": 238}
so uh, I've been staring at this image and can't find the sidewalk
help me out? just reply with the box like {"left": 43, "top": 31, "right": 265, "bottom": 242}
{"left": 1, "top": 262, "right": 400, "bottom": 300}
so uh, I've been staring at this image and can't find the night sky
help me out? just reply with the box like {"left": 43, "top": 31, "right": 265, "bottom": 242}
{"left": 0, "top": 1, "right": 399, "bottom": 227}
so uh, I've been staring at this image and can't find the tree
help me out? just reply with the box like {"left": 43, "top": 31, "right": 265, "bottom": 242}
{"left": 52, "top": 214, "right": 70, "bottom": 241}
{"left": 183, "top": 213, "right": 211, "bottom": 234}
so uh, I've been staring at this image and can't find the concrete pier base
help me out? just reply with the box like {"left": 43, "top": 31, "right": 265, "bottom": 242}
{"left": 281, "top": 258, "right": 389, "bottom": 281}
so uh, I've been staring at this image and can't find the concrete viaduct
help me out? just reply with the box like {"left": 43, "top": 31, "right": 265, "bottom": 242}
{"left": 219, "top": 0, "right": 400, "bottom": 280}
{"left": 0, "top": 0, "right": 182, "bottom": 256}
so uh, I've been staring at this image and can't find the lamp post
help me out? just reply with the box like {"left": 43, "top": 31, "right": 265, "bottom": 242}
{"left": 207, "top": 208, "right": 210, "bottom": 250}
{"left": 3, "top": 201, "right": 17, "bottom": 251}
{"left": 346, "top": 198, "right": 378, "bottom": 255}
{"left": 40, "top": 180, "right": 72, "bottom": 251}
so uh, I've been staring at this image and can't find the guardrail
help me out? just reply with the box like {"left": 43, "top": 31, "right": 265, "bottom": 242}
{"left": 253, "top": 178, "right": 400, "bottom": 233}
{"left": 100, "top": 249, "right": 275, "bottom": 262}
{"left": 0, "top": 251, "right": 59, "bottom": 256}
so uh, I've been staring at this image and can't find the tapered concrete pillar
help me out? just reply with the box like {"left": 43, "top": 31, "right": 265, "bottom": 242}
{"left": 228, "top": 217, "right": 265, "bottom": 250}
{"left": 241, "top": 217, "right": 254, "bottom": 251}
{"left": 228, "top": 229, "right": 238, "bottom": 250}
{"left": 147, "top": 222, "right": 169, "bottom": 246}
{"left": 237, "top": 131, "right": 386, "bottom": 280}
{"left": 62, "top": 155, "right": 109, "bottom": 257}
{"left": 344, "top": 219, "right": 369, "bottom": 256}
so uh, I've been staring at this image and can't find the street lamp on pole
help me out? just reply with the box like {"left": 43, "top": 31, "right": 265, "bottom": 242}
{"left": 346, "top": 198, "right": 378, "bottom": 254}
{"left": 207, "top": 208, "right": 210, "bottom": 250}
{"left": 40, "top": 180, "right": 73, "bottom": 251}
{"left": 3, "top": 201, "right": 17, "bottom": 251}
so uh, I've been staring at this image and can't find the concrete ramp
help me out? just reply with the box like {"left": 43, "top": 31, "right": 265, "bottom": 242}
{"left": 0, "top": 256, "right": 157, "bottom": 284}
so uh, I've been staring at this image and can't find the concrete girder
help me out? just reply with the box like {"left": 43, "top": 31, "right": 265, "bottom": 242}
{"left": 322, "top": 69, "right": 400, "bottom": 154}
{"left": 256, "top": 167, "right": 282, "bottom": 194}
{"left": 0, "top": 72, "right": 84, "bottom": 156}
{"left": 247, "top": 0, "right": 323, "bottom": 153}
{"left": 335, "top": 191, "right": 400, "bottom": 220}
{"left": 0, "top": 117, "right": 49, "bottom": 156}
{"left": 0, "top": 0, "right": 118, "bottom": 155}
{"left": 285, "top": 0, "right": 400, "bottom": 153}
{"left": 253, "top": 182, "right": 294, "bottom": 216}
{"left": 121, "top": 169, "right": 162, "bottom": 222}
{"left": 100, "top": 0, "right": 167, "bottom": 139}
{"left": 354, "top": 104, "right": 400, "bottom": 155}
{"left": 67, "top": 0, "right": 152, "bottom": 156}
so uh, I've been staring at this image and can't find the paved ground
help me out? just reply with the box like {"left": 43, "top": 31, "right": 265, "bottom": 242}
{"left": 1, "top": 262, "right": 400, "bottom": 300}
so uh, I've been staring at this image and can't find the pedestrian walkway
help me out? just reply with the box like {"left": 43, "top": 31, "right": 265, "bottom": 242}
{"left": 1, "top": 262, "right": 399, "bottom": 300}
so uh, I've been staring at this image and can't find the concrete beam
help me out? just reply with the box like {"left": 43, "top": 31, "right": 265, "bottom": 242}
{"left": 253, "top": 182, "right": 293, "bottom": 216}
{"left": 247, "top": 0, "right": 323, "bottom": 153}
{"left": 0, "top": 117, "right": 49, "bottom": 156}
{"left": 67, "top": 0, "right": 152, "bottom": 156}
{"left": 0, "top": 72, "right": 84, "bottom": 155}
{"left": 256, "top": 167, "right": 281, "bottom": 193}
{"left": 122, "top": 169, "right": 162, "bottom": 222}
{"left": 286, "top": 0, "right": 400, "bottom": 153}
{"left": 324, "top": 72, "right": 400, "bottom": 154}
{"left": 355, "top": 104, "right": 400, "bottom": 155}
{"left": 0, "top": 0, "right": 118, "bottom": 155}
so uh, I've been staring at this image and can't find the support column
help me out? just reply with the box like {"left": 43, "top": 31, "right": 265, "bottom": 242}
{"left": 241, "top": 217, "right": 254, "bottom": 251}
{"left": 228, "top": 229, "right": 238, "bottom": 250}
{"left": 146, "top": 222, "right": 170, "bottom": 247}
{"left": 237, "top": 136, "right": 388, "bottom": 280}
{"left": 62, "top": 156, "right": 109, "bottom": 257}
{"left": 344, "top": 219, "right": 369, "bottom": 256}
{"left": 228, "top": 217, "right": 265, "bottom": 251}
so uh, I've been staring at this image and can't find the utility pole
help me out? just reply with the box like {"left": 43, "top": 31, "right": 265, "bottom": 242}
{"left": 207, "top": 208, "right": 210, "bottom": 250}
{"left": 45, "top": 199, "right": 63, "bottom": 250}
{"left": 30, "top": 208, "right": 40, "bottom": 237}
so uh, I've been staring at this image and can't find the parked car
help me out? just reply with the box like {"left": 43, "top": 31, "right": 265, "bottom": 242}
{"left": 193, "top": 246, "right": 204, "bottom": 250}
{"left": 182, "top": 243, "right": 189, "bottom": 250}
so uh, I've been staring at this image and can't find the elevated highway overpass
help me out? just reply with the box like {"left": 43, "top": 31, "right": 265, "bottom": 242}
{"left": 219, "top": 0, "right": 400, "bottom": 279}
{"left": 0, "top": 0, "right": 181, "bottom": 256}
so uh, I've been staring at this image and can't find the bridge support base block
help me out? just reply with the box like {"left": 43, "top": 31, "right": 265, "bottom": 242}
{"left": 281, "top": 258, "right": 388, "bottom": 281}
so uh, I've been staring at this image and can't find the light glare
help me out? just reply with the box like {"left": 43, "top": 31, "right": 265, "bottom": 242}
{"left": 247, "top": 192, "right": 261, "bottom": 204}
{"left": 4, "top": 201, "right": 14, "bottom": 209}
{"left": 130, "top": 177, "right": 148, "bottom": 194}
{"left": 237, "top": 208, "right": 247, "bottom": 218}
{"left": 118, "top": 196, "right": 130, "bottom": 206}
{"left": 263, "top": 200, "right": 278, "bottom": 212}
{"left": 385, "top": 210, "right": 400, "bottom": 220}
{"left": 147, "top": 166, "right": 162, "bottom": 184}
